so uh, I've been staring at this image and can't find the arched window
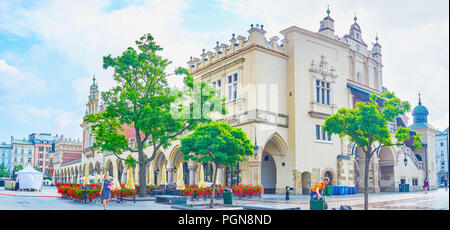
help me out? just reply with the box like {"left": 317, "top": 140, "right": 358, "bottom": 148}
{"left": 374, "top": 67, "right": 379, "bottom": 90}
{"left": 349, "top": 56, "right": 354, "bottom": 80}
{"left": 363, "top": 63, "right": 369, "bottom": 85}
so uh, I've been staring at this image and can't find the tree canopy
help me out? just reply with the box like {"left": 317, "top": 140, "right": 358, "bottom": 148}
{"left": 323, "top": 91, "right": 422, "bottom": 210}
{"left": 180, "top": 121, "right": 255, "bottom": 208}
{"left": 84, "top": 33, "right": 226, "bottom": 196}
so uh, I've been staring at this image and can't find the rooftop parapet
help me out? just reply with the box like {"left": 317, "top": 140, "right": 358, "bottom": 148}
{"left": 188, "top": 24, "right": 288, "bottom": 73}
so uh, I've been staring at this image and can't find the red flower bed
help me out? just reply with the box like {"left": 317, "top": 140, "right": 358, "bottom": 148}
{"left": 181, "top": 184, "right": 263, "bottom": 198}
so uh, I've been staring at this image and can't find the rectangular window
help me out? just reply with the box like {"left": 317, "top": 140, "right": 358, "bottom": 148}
{"left": 316, "top": 124, "right": 332, "bottom": 142}
{"left": 227, "top": 73, "right": 238, "bottom": 100}
{"left": 316, "top": 125, "right": 321, "bottom": 140}
{"left": 28, "top": 158, "right": 31, "bottom": 163}
{"left": 316, "top": 87, "right": 320, "bottom": 103}
{"left": 28, "top": 149, "right": 32, "bottom": 154}
{"left": 21, "top": 149, "right": 24, "bottom": 154}
{"left": 39, "top": 146, "right": 44, "bottom": 152}
{"left": 321, "top": 88, "right": 325, "bottom": 104}
{"left": 39, "top": 161, "right": 43, "bottom": 166}
{"left": 316, "top": 80, "right": 331, "bottom": 105}
{"left": 15, "top": 149, "right": 17, "bottom": 153}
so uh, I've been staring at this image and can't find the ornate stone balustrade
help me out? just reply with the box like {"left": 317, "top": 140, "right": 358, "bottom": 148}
{"left": 219, "top": 109, "right": 288, "bottom": 128}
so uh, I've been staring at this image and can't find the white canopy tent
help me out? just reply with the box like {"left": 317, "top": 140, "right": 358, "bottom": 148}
{"left": 17, "top": 165, "right": 43, "bottom": 191}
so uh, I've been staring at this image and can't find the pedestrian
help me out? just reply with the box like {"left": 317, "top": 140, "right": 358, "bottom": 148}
{"left": 444, "top": 177, "right": 448, "bottom": 192}
{"left": 310, "top": 177, "right": 330, "bottom": 200}
{"left": 423, "top": 178, "right": 429, "bottom": 194}
{"left": 100, "top": 174, "right": 112, "bottom": 210}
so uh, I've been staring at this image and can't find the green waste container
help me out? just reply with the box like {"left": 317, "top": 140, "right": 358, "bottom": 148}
{"left": 325, "top": 186, "right": 332, "bottom": 196}
{"left": 310, "top": 198, "right": 326, "bottom": 210}
{"left": 223, "top": 188, "right": 233, "bottom": 205}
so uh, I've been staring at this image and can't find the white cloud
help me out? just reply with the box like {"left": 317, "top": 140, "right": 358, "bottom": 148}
{"left": 0, "top": 59, "right": 49, "bottom": 99}
{"left": 1, "top": 0, "right": 212, "bottom": 98}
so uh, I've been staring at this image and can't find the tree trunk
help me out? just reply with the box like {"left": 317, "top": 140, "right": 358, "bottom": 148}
{"left": 364, "top": 153, "right": 371, "bottom": 210}
{"left": 138, "top": 159, "right": 147, "bottom": 197}
{"left": 209, "top": 163, "right": 219, "bottom": 209}
{"left": 135, "top": 127, "right": 147, "bottom": 197}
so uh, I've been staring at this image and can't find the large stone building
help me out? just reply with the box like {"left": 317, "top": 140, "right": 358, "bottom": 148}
{"left": 0, "top": 142, "right": 13, "bottom": 174}
{"left": 53, "top": 8, "right": 436, "bottom": 193}
{"left": 435, "top": 128, "right": 449, "bottom": 184}
{"left": 11, "top": 137, "right": 34, "bottom": 168}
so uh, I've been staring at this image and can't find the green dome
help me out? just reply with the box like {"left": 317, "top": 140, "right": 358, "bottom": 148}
{"left": 412, "top": 93, "right": 429, "bottom": 124}
{"left": 412, "top": 94, "right": 428, "bottom": 116}
{"left": 412, "top": 104, "right": 429, "bottom": 116}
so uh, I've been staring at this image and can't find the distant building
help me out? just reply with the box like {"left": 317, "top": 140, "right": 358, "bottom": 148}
{"left": 435, "top": 128, "right": 449, "bottom": 184}
{"left": 0, "top": 142, "right": 13, "bottom": 175}
{"left": 28, "top": 133, "right": 55, "bottom": 175}
{"left": 11, "top": 136, "right": 34, "bottom": 169}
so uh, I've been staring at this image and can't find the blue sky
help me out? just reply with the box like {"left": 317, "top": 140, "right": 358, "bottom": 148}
{"left": 0, "top": 0, "right": 448, "bottom": 143}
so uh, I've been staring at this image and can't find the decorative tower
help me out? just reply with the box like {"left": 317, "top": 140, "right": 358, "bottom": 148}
{"left": 82, "top": 75, "right": 99, "bottom": 152}
{"left": 372, "top": 34, "right": 382, "bottom": 63}
{"left": 318, "top": 5, "right": 335, "bottom": 38}
{"left": 345, "top": 13, "right": 367, "bottom": 48}
{"left": 409, "top": 93, "right": 438, "bottom": 188}
{"left": 412, "top": 93, "right": 429, "bottom": 124}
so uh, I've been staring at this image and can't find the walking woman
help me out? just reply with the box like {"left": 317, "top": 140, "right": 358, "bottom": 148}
{"left": 423, "top": 178, "right": 429, "bottom": 194}
{"left": 100, "top": 174, "right": 112, "bottom": 210}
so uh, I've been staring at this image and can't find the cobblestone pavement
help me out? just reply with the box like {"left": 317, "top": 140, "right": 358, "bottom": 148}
{"left": 0, "top": 186, "right": 448, "bottom": 210}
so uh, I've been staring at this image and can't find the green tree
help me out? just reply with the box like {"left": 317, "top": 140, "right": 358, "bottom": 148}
{"left": 12, "top": 165, "right": 23, "bottom": 180}
{"left": 0, "top": 163, "right": 9, "bottom": 177}
{"left": 323, "top": 91, "right": 422, "bottom": 210}
{"left": 85, "top": 33, "right": 225, "bottom": 197}
{"left": 179, "top": 121, "right": 255, "bottom": 208}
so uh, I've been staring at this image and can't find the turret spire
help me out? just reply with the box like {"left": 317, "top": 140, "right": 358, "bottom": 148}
{"left": 354, "top": 12, "right": 357, "bottom": 23}
{"left": 327, "top": 5, "right": 330, "bottom": 16}
{"left": 418, "top": 93, "right": 422, "bottom": 105}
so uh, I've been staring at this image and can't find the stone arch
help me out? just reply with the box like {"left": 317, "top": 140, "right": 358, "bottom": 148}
{"left": 170, "top": 146, "right": 189, "bottom": 185}
{"left": 301, "top": 172, "right": 312, "bottom": 195}
{"left": 379, "top": 147, "right": 395, "bottom": 192}
{"left": 260, "top": 132, "right": 288, "bottom": 161}
{"left": 105, "top": 159, "right": 113, "bottom": 178}
{"left": 261, "top": 152, "right": 277, "bottom": 194}
{"left": 168, "top": 145, "right": 181, "bottom": 169}
{"left": 260, "top": 132, "right": 288, "bottom": 194}
{"left": 321, "top": 167, "right": 336, "bottom": 185}
{"left": 117, "top": 159, "right": 125, "bottom": 184}
{"left": 153, "top": 151, "right": 167, "bottom": 185}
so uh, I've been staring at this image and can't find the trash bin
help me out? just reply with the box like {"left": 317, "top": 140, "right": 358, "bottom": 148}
{"left": 325, "top": 185, "right": 332, "bottom": 196}
{"left": 346, "top": 187, "right": 351, "bottom": 195}
{"left": 338, "top": 186, "right": 345, "bottom": 195}
{"left": 352, "top": 187, "right": 357, "bottom": 194}
{"left": 399, "top": 184, "right": 404, "bottom": 192}
{"left": 223, "top": 188, "right": 233, "bottom": 205}
{"left": 405, "top": 184, "right": 410, "bottom": 192}
{"left": 310, "top": 198, "right": 326, "bottom": 210}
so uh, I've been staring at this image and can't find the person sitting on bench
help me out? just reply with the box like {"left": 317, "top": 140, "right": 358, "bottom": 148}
{"left": 310, "top": 177, "right": 329, "bottom": 200}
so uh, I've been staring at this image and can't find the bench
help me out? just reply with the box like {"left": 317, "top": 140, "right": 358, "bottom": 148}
{"left": 155, "top": 195, "right": 187, "bottom": 205}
